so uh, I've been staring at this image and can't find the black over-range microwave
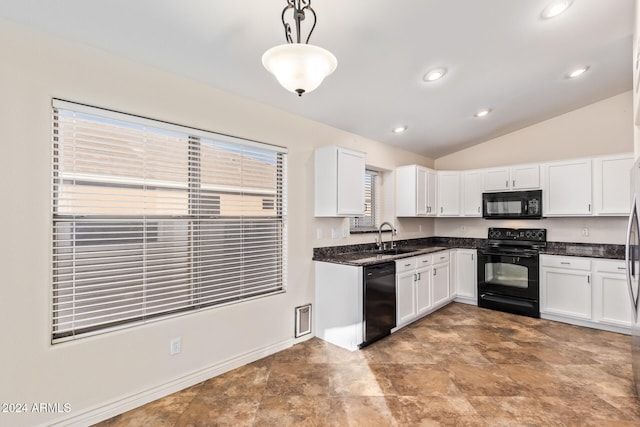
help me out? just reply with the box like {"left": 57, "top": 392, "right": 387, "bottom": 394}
{"left": 482, "top": 189, "right": 542, "bottom": 219}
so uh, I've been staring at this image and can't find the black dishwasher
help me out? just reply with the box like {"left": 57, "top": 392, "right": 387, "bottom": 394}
{"left": 361, "top": 262, "right": 396, "bottom": 348}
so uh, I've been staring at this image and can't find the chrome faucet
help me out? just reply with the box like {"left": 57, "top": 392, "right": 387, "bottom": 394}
{"left": 376, "top": 221, "right": 397, "bottom": 250}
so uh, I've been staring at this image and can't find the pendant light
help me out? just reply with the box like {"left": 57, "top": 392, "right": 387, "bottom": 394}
{"left": 262, "top": 0, "right": 337, "bottom": 96}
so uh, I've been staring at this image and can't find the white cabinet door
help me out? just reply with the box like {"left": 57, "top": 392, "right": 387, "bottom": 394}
{"left": 432, "top": 262, "right": 450, "bottom": 308}
{"left": 541, "top": 268, "right": 592, "bottom": 320}
{"left": 437, "top": 171, "right": 461, "bottom": 216}
{"left": 455, "top": 249, "right": 477, "bottom": 303}
{"left": 417, "top": 167, "right": 429, "bottom": 215}
{"left": 314, "top": 146, "right": 365, "bottom": 217}
{"left": 594, "top": 273, "right": 633, "bottom": 327}
{"left": 483, "top": 168, "right": 510, "bottom": 191}
{"left": 593, "top": 154, "right": 633, "bottom": 216}
{"left": 426, "top": 168, "right": 437, "bottom": 216}
{"left": 543, "top": 159, "right": 592, "bottom": 216}
{"left": 336, "top": 147, "right": 366, "bottom": 215}
{"left": 463, "top": 171, "right": 482, "bottom": 216}
{"left": 511, "top": 164, "right": 540, "bottom": 190}
{"left": 415, "top": 266, "right": 432, "bottom": 316}
{"left": 593, "top": 259, "right": 633, "bottom": 328}
{"left": 396, "top": 270, "right": 417, "bottom": 326}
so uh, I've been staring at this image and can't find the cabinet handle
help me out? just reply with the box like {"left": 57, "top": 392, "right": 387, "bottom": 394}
{"left": 434, "top": 268, "right": 437, "bottom": 276}
{"left": 417, "top": 273, "right": 421, "bottom": 280}
{"left": 440, "top": 206, "right": 443, "bottom": 213}
{"left": 477, "top": 206, "right": 480, "bottom": 213}
{"left": 617, "top": 267, "right": 626, "bottom": 271}
{"left": 587, "top": 275, "right": 591, "bottom": 284}
{"left": 588, "top": 203, "right": 591, "bottom": 212}
{"left": 505, "top": 180, "right": 508, "bottom": 188}
{"left": 471, "top": 254, "right": 474, "bottom": 261}
{"left": 405, "top": 263, "right": 412, "bottom": 267}
{"left": 560, "top": 262, "right": 570, "bottom": 265}
{"left": 512, "top": 179, "right": 515, "bottom": 187}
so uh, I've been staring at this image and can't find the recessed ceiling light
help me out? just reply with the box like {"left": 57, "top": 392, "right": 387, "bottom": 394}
{"left": 567, "top": 66, "right": 589, "bottom": 78}
{"left": 392, "top": 126, "right": 408, "bottom": 134}
{"left": 474, "top": 108, "right": 491, "bottom": 118}
{"left": 542, "top": 0, "right": 572, "bottom": 19}
{"left": 423, "top": 68, "right": 447, "bottom": 82}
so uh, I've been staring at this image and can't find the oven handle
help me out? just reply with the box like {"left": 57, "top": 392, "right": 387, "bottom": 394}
{"left": 478, "top": 251, "right": 537, "bottom": 258}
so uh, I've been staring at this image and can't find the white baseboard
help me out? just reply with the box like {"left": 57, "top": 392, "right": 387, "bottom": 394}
{"left": 45, "top": 338, "right": 295, "bottom": 427}
{"left": 540, "top": 313, "right": 631, "bottom": 335}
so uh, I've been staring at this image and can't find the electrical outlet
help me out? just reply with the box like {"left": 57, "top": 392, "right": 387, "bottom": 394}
{"left": 170, "top": 337, "right": 181, "bottom": 355}
{"left": 331, "top": 227, "right": 340, "bottom": 239}
{"left": 581, "top": 227, "right": 589, "bottom": 237}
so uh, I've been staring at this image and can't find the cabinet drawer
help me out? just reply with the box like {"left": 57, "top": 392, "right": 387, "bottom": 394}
{"left": 541, "top": 255, "right": 591, "bottom": 271}
{"left": 415, "top": 255, "right": 433, "bottom": 268}
{"left": 433, "top": 251, "right": 449, "bottom": 264}
{"left": 594, "top": 259, "right": 626, "bottom": 274}
{"left": 396, "top": 258, "right": 417, "bottom": 273}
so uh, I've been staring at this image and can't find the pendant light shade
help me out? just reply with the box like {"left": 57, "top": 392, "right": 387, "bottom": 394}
{"left": 262, "top": 0, "right": 337, "bottom": 97}
{"left": 262, "top": 43, "right": 337, "bottom": 96}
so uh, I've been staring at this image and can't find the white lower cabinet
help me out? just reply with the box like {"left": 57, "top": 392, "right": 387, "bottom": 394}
{"left": 453, "top": 249, "right": 477, "bottom": 305}
{"left": 396, "top": 258, "right": 418, "bottom": 326}
{"left": 540, "top": 255, "right": 631, "bottom": 334}
{"left": 432, "top": 252, "right": 450, "bottom": 308}
{"left": 395, "top": 251, "right": 451, "bottom": 329}
{"left": 593, "top": 259, "right": 633, "bottom": 328}
{"left": 541, "top": 258, "right": 592, "bottom": 320}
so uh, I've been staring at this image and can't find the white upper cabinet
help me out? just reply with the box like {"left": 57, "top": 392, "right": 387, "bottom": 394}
{"left": 593, "top": 153, "right": 633, "bottom": 216}
{"left": 542, "top": 159, "right": 592, "bottom": 216}
{"left": 483, "top": 164, "right": 539, "bottom": 192}
{"left": 396, "top": 165, "right": 437, "bottom": 217}
{"left": 437, "top": 171, "right": 461, "bottom": 216}
{"left": 483, "top": 168, "right": 510, "bottom": 191}
{"left": 314, "top": 145, "right": 365, "bottom": 217}
{"left": 463, "top": 170, "right": 483, "bottom": 216}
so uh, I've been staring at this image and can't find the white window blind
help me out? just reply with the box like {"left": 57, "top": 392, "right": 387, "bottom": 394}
{"left": 51, "top": 100, "right": 287, "bottom": 343}
{"left": 350, "top": 170, "right": 379, "bottom": 231}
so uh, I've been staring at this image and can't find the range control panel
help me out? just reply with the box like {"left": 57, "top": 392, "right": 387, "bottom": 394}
{"left": 488, "top": 227, "right": 547, "bottom": 242}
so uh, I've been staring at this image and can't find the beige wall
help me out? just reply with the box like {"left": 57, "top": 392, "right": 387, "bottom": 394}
{"left": 435, "top": 91, "right": 633, "bottom": 170}
{"left": 634, "top": 0, "right": 640, "bottom": 157}
{"left": 0, "top": 19, "right": 433, "bottom": 427}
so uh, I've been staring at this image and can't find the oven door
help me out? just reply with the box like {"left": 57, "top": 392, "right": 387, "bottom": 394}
{"left": 477, "top": 249, "right": 539, "bottom": 300}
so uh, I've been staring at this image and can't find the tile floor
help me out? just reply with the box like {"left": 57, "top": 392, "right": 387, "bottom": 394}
{"left": 96, "top": 303, "right": 640, "bottom": 426}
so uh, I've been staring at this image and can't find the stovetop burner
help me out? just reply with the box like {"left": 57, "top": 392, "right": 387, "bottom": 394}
{"left": 487, "top": 227, "right": 547, "bottom": 250}
{"left": 488, "top": 227, "right": 547, "bottom": 242}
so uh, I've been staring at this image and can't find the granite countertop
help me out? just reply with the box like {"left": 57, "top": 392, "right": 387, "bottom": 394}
{"left": 313, "top": 237, "right": 624, "bottom": 266}
{"left": 541, "top": 241, "right": 624, "bottom": 260}
{"left": 313, "top": 245, "right": 450, "bottom": 266}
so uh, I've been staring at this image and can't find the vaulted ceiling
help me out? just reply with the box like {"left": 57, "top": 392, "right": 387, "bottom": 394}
{"left": 0, "top": 0, "right": 634, "bottom": 158}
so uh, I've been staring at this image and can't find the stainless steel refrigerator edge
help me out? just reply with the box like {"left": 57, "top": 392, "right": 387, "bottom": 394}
{"left": 625, "top": 158, "right": 640, "bottom": 397}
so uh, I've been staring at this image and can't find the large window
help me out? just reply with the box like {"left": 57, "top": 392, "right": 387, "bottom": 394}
{"left": 51, "top": 100, "right": 287, "bottom": 343}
